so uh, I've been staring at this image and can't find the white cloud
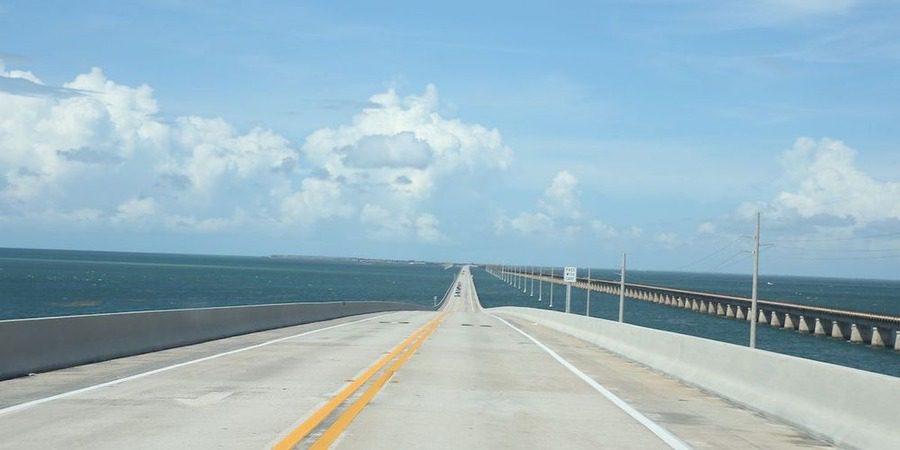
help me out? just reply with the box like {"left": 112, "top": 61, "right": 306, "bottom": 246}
{"left": 358, "top": 203, "right": 445, "bottom": 242}
{"left": 0, "top": 65, "right": 509, "bottom": 241}
{"left": 589, "top": 220, "right": 642, "bottom": 240}
{"left": 590, "top": 219, "right": 619, "bottom": 239}
{"left": 114, "top": 197, "right": 158, "bottom": 223}
{"left": 415, "top": 214, "right": 445, "bottom": 242}
{"left": 495, "top": 170, "right": 581, "bottom": 238}
{"left": 497, "top": 211, "right": 556, "bottom": 236}
{"left": 0, "top": 65, "right": 300, "bottom": 232}
{"left": 301, "top": 84, "right": 511, "bottom": 238}
{"left": 538, "top": 170, "right": 581, "bottom": 220}
{"left": 741, "top": 137, "right": 900, "bottom": 228}
{"left": 280, "top": 178, "right": 352, "bottom": 227}
{"left": 654, "top": 232, "right": 683, "bottom": 250}
{"left": 697, "top": 221, "right": 717, "bottom": 235}
{"left": 303, "top": 84, "right": 511, "bottom": 202}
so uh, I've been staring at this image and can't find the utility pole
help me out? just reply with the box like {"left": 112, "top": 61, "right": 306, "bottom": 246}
{"left": 585, "top": 267, "right": 592, "bottom": 317}
{"left": 522, "top": 266, "right": 527, "bottom": 293}
{"left": 750, "top": 212, "right": 761, "bottom": 349}
{"left": 549, "top": 267, "right": 554, "bottom": 308}
{"left": 619, "top": 253, "right": 626, "bottom": 323}
{"left": 538, "top": 266, "right": 543, "bottom": 301}
{"left": 530, "top": 267, "right": 534, "bottom": 296}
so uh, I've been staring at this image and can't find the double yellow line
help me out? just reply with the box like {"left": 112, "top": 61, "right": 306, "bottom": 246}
{"left": 274, "top": 312, "right": 446, "bottom": 450}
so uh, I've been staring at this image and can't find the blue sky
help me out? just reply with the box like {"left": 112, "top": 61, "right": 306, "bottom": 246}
{"left": 1, "top": 0, "right": 900, "bottom": 278}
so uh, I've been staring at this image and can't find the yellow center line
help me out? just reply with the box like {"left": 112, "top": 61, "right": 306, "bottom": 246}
{"left": 310, "top": 314, "right": 447, "bottom": 449}
{"left": 273, "top": 312, "right": 446, "bottom": 450}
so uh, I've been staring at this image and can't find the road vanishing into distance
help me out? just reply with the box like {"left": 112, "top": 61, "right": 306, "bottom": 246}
{"left": 0, "top": 267, "right": 833, "bottom": 449}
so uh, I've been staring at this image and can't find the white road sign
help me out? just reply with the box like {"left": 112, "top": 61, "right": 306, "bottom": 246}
{"left": 563, "top": 266, "right": 577, "bottom": 283}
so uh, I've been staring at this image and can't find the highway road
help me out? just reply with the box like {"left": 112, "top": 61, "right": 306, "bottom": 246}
{"left": 0, "top": 266, "right": 833, "bottom": 449}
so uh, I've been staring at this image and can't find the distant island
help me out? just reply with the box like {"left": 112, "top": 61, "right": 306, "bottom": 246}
{"left": 269, "top": 254, "right": 444, "bottom": 266}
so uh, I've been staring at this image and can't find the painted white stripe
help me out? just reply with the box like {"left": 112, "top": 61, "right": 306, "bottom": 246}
{"left": 491, "top": 315, "right": 693, "bottom": 450}
{"left": 0, "top": 313, "right": 393, "bottom": 417}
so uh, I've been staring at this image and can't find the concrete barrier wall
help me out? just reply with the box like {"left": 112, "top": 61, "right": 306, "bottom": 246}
{"left": 0, "top": 301, "right": 428, "bottom": 381}
{"left": 490, "top": 306, "right": 900, "bottom": 450}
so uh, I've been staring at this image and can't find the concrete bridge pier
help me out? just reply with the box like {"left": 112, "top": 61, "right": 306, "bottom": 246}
{"left": 758, "top": 309, "right": 767, "bottom": 323}
{"left": 814, "top": 318, "right": 826, "bottom": 336}
{"left": 770, "top": 311, "right": 782, "bottom": 328}
{"left": 850, "top": 324, "right": 866, "bottom": 344}
{"left": 707, "top": 302, "right": 717, "bottom": 315}
{"left": 831, "top": 321, "right": 849, "bottom": 340}
{"left": 725, "top": 304, "right": 735, "bottom": 318}
{"left": 797, "top": 315, "right": 811, "bottom": 333}
{"left": 783, "top": 313, "right": 797, "bottom": 330}
{"left": 716, "top": 303, "right": 726, "bottom": 316}
{"left": 868, "top": 327, "right": 885, "bottom": 347}
{"left": 895, "top": 331, "right": 900, "bottom": 351}
{"left": 736, "top": 306, "right": 746, "bottom": 320}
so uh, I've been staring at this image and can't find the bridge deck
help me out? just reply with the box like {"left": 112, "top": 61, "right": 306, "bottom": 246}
{"left": 0, "top": 268, "right": 833, "bottom": 449}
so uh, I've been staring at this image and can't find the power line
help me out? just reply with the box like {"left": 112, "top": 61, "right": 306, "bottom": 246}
{"left": 771, "top": 231, "right": 900, "bottom": 243}
{"left": 673, "top": 236, "right": 741, "bottom": 271}
{"left": 710, "top": 250, "right": 747, "bottom": 272}
{"left": 770, "top": 253, "right": 900, "bottom": 261}
{"left": 773, "top": 245, "right": 900, "bottom": 253}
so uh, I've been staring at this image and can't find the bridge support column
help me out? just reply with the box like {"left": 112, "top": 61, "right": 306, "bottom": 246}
{"left": 797, "top": 315, "right": 810, "bottom": 333}
{"left": 894, "top": 331, "right": 900, "bottom": 351}
{"left": 758, "top": 309, "right": 767, "bottom": 324}
{"left": 814, "top": 318, "right": 826, "bottom": 336}
{"left": 694, "top": 300, "right": 702, "bottom": 311}
{"left": 726, "top": 304, "right": 735, "bottom": 318}
{"left": 850, "top": 324, "right": 865, "bottom": 344}
{"left": 870, "top": 327, "right": 886, "bottom": 347}
{"left": 708, "top": 302, "right": 717, "bottom": 315}
{"left": 831, "top": 321, "right": 847, "bottom": 340}
{"left": 736, "top": 306, "right": 745, "bottom": 320}
{"left": 783, "top": 314, "right": 796, "bottom": 330}
{"left": 716, "top": 303, "right": 726, "bottom": 316}
{"left": 770, "top": 311, "right": 781, "bottom": 328}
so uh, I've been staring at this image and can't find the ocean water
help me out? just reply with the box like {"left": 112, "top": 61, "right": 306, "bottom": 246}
{"left": 0, "top": 248, "right": 454, "bottom": 320}
{"left": 472, "top": 266, "right": 900, "bottom": 378}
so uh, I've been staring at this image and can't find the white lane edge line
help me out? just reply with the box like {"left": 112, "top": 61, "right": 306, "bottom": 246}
{"left": 491, "top": 314, "right": 693, "bottom": 450}
{"left": 0, "top": 313, "right": 393, "bottom": 417}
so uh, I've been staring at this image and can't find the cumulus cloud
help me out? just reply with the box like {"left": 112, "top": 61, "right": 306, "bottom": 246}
{"left": 740, "top": 138, "right": 900, "bottom": 230}
{"left": 496, "top": 171, "right": 637, "bottom": 242}
{"left": 654, "top": 232, "right": 683, "bottom": 250}
{"left": 591, "top": 219, "right": 643, "bottom": 240}
{"left": 0, "top": 65, "right": 301, "bottom": 231}
{"left": 0, "top": 64, "right": 509, "bottom": 242}
{"left": 538, "top": 170, "right": 581, "bottom": 220}
{"left": 280, "top": 178, "right": 352, "bottom": 227}
{"left": 359, "top": 204, "right": 446, "bottom": 242}
{"left": 301, "top": 84, "right": 511, "bottom": 241}
{"left": 697, "top": 221, "right": 717, "bottom": 235}
{"left": 494, "top": 171, "right": 578, "bottom": 237}
{"left": 497, "top": 211, "right": 556, "bottom": 236}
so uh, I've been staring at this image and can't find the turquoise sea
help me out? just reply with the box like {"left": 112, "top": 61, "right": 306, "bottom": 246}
{"left": 1, "top": 248, "right": 897, "bottom": 377}
{"left": 0, "top": 248, "right": 454, "bottom": 319}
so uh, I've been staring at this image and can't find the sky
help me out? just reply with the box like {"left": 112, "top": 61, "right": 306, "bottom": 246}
{"left": 1, "top": 0, "right": 900, "bottom": 278}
